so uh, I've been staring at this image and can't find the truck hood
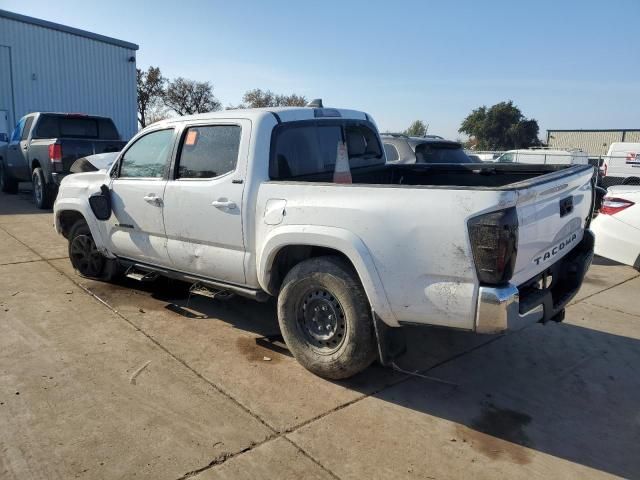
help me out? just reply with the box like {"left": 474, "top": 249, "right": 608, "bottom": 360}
{"left": 60, "top": 171, "right": 109, "bottom": 188}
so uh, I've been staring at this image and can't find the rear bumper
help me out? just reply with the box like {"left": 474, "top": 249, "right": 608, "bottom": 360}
{"left": 475, "top": 229, "right": 594, "bottom": 334}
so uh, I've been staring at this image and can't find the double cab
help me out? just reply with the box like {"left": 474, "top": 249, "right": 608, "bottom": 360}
{"left": 53, "top": 104, "right": 595, "bottom": 379}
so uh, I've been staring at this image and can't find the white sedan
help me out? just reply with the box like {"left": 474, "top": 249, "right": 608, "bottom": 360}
{"left": 592, "top": 186, "right": 640, "bottom": 269}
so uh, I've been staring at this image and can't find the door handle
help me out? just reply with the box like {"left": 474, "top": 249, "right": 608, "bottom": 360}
{"left": 143, "top": 194, "right": 162, "bottom": 206}
{"left": 211, "top": 199, "right": 237, "bottom": 209}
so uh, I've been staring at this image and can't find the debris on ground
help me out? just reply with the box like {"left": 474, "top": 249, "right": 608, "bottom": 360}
{"left": 129, "top": 361, "right": 151, "bottom": 385}
{"left": 263, "top": 356, "right": 272, "bottom": 362}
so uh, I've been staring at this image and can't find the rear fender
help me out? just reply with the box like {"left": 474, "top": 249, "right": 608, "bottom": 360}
{"left": 257, "top": 225, "right": 398, "bottom": 326}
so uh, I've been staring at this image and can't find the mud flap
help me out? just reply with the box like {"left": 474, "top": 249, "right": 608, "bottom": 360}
{"left": 372, "top": 310, "right": 407, "bottom": 366}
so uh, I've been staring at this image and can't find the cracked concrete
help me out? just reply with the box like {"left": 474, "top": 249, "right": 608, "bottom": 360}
{"left": 1, "top": 189, "right": 639, "bottom": 479}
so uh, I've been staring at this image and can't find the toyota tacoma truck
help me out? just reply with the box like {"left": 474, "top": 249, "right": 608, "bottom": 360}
{"left": 52, "top": 103, "right": 595, "bottom": 379}
{"left": 0, "top": 112, "right": 125, "bottom": 208}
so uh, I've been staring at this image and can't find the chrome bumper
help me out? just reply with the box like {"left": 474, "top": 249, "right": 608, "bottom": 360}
{"left": 475, "top": 230, "right": 594, "bottom": 334}
{"left": 475, "top": 285, "right": 544, "bottom": 334}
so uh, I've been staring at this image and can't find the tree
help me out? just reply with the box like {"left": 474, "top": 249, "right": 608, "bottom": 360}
{"left": 163, "top": 77, "right": 222, "bottom": 116}
{"left": 404, "top": 120, "right": 427, "bottom": 137}
{"left": 232, "top": 88, "right": 308, "bottom": 109}
{"left": 136, "top": 66, "right": 166, "bottom": 128}
{"left": 459, "top": 101, "right": 540, "bottom": 150}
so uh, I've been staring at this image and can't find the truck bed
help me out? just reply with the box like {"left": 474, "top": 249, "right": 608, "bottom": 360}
{"left": 283, "top": 162, "right": 593, "bottom": 189}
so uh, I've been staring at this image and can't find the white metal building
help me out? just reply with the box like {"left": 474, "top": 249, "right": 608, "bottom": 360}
{"left": 0, "top": 9, "right": 138, "bottom": 141}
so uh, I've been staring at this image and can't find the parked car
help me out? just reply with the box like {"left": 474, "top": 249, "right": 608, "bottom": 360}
{"left": 381, "top": 134, "right": 472, "bottom": 164}
{"left": 496, "top": 148, "right": 589, "bottom": 165}
{"left": 600, "top": 142, "right": 640, "bottom": 186}
{"left": 591, "top": 186, "right": 640, "bottom": 269}
{"left": 53, "top": 104, "right": 595, "bottom": 379}
{"left": 0, "top": 113, "right": 126, "bottom": 208}
{"left": 466, "top": 152, "right": 501, "bottom": 162}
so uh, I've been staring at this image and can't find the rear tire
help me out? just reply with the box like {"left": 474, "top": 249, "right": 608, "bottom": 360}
{"left": 68, "top": 219, "right": 119, "bottom": 281}
{"left": 0, "top": 161, "right": 19, "bottom": 194}
{"left": 32, "top": 167, "right": 54, "bottom": 209}
{"left": 277, "top": 256, "right": 377, "bottom": 379}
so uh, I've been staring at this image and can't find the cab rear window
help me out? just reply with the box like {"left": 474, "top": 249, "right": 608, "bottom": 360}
{"left": 35, "top": 115, "right": 120, "bottom": 140}
{"left": 270, "top": 121, "right": 383, "bottom": 179}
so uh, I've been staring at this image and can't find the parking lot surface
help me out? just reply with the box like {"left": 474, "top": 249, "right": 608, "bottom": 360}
{"left": 1, "top": 188, "right": 639, "bottom": 479}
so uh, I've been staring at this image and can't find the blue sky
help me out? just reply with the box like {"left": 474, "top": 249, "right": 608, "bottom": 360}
{"left": 4, "top": 0, "right": 639, "bottom": 139}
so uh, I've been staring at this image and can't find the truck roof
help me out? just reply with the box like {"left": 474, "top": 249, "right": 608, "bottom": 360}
{"left": 157, "top": 107, "right": 369, "bottom": 127}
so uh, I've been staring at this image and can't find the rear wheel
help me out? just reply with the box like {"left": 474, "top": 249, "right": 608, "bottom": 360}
{"left": 277, "top": 256, "right": 377, "bottom": 379}
{"left": 0, "top": 161, "right": 19, "bottom": 194}
{"left": 68, "top": 220, "right": 119, "bottom": 281}
{"left": 32, "top": 167, "right": 54, "bottom": 209}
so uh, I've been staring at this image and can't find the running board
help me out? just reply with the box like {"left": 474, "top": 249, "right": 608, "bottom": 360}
{"left": 116, "top": 257, "right": 270, "bottom": 302}
{"left": 125, "top": 266, "right": 160, "bottom": 282}
{"left": 189, "top": 282, "right": 234, "bottom": 301}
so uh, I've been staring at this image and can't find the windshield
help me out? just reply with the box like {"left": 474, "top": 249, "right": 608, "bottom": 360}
{"left": 414, "top": 142, "right": 472, "bottom": 164}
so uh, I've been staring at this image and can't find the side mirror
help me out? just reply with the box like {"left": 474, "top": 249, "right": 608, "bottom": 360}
{"left": 88, "top": 184, "right": 112, "bottom": 221}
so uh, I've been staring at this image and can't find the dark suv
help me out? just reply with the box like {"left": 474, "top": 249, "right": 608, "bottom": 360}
{"left": 381, "top": 133, "right": 472, "bottom": 164}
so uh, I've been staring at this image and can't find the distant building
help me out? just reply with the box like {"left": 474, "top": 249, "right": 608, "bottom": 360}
{"left": 0, "top": 9, "right": 138, "bottom": 141}
{"left": 547, "top": 129, "right": 640, "bottom": 156}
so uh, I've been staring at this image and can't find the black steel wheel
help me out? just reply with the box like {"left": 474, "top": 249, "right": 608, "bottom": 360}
{"left": 278, "top": 256, "right": 377, "bottom": 379}
{"left": 298, "top": 288, "right": 347, "bottom": 353}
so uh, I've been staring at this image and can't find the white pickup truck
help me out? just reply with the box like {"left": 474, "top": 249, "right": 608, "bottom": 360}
{"left": 53, "top": 104, "right": 596, "bottom": 379}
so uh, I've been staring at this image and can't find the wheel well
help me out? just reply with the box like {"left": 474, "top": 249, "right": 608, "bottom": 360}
{"left": 58, "top": 210, "right": 86, "bottom": 239}
{"left": 268, "top": 245, "right": 356, "bottom": 293}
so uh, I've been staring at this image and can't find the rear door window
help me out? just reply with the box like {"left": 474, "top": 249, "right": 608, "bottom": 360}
{"left": 414, "top": 143, "right": 472, "bottom": 164}
{"left": 119, "top": 129, "right": 175, "bottom": 179}
{"left": 21, "top": 117, "right": 34, "bottom": 140}
{"left": 175, "top": 125, "right": 241, "bottom": 179}
{"left": 271, "top": 122, "right": 383, "bottom": 179}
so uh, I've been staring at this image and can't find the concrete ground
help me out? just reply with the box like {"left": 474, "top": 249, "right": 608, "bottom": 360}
{"left": 1, "top": 187, "right": 639, "bottom": 480}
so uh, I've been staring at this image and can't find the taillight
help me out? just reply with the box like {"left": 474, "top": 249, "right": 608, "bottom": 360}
{"left": 468, "top": 207, "right": 518, "bottom": 285}
{"left": 600, "top": 197, "right": 634, "bottom": 215}
{"left": 48, "top": 144, "right": 62, "bottom": 162}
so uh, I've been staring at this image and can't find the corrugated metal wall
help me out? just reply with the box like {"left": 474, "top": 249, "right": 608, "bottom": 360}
{"left": 0, "top": 16, "right": 137, "bottom": 139}
{"left": 547, "top": 130, "right": 640, "bottom": 156}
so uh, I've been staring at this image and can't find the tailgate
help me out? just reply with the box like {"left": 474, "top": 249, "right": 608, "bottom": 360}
{"left": 511, "top": 165, "right": 594, "bottom": 286}
{"left": 60, "top": 139, "right": 124, "bottom": 172}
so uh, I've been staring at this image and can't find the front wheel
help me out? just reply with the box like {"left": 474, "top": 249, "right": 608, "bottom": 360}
{"left": 68, "top": 220, "right": 119, "bottom": 281}
{"left": 277, "top": 256, "right": 377, "bottom": 379}
{"left": 0, "top": 161, "right": 19, "bottom": 194}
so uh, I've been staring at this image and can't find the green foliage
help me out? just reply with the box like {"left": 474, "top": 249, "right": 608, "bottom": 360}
{"left": 459, "top": 101, "right": 540, "bottom": 150}
{"left": 163, "top": 78, "right": 222, "bottom": 116}
{"left": 404, "top": 120, "right": 428, "bottom": 137}
{"left": 136, "top": 66, "right": 166, "bottom": 128}
{"left": 231, "top": 88, "right": 308, "bottom": 109}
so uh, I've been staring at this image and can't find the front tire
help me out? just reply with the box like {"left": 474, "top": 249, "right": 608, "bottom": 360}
{"left": 0, "top": 161, "right": 19, "bottom": 194}
{"left": 32, "top": 167, "right": 54, "bottom": 209}
{"left": 68, "top": 220, "right": 119, "bottom": 281}
{"left": 277, "top": 256, "right": 377, "bottom": 379}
